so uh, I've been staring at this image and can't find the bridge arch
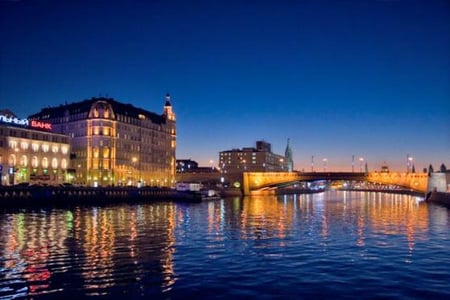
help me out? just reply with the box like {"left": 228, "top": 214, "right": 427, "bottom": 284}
{"left": 242, "top": 172, "right": 433, "bottom": 195}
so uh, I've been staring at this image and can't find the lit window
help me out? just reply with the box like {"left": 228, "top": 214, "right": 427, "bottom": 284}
{"left": 8, "top": 154, "right": 17, "bottom": 166}
{"left": 9, "top": 140, "right": 17, "bottom": 149}
{"left": 21, "top": 142, "right": 29, "bottom": 150}
{"left": 61, "top": 146, "right": 68, "bottom": 154}
{"left": 51, "top": 158, "right": 58, "bottom": 169}
{"left": 52, "top": 145, "right": 59, "bottom": 153}
{"left": 32, "top": 156, "right": 39, "bottom": 168}
{"left": 20, "top": 155, "right": 28, "bottom": 167}
{"left": 61, "top": 159, "right": 68, "bottom": 169}
{"left": 42, "top": 144, "right": 49, "bottom": 152}
{"left": 42, "top": 157, "right": 49, "bottom": 168}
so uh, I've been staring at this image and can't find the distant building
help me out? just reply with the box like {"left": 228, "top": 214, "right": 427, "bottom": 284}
{"left": 176, "top": 159, "right": 199, "bottom": 172}
{"left": 219, "top": 140, "right": 288, "bottom": 175}
{"left": 28, "top": 94, "right": 176, "bottom": 187}
{"left": 0, "top": 110, "right": 71, "bottom": 186}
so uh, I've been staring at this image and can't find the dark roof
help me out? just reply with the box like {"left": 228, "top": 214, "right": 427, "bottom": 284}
{"left": 28, "top": 97, "right": 166, "bottom": 124}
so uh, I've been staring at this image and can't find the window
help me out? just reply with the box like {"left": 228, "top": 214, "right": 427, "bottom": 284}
{"left": 32, "top": 143, "right": 39, "bottom": 152}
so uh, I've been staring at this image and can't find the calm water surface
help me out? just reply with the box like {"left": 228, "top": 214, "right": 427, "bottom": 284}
{"left": 0, "top": 191, "right": 449, "bottom": 299}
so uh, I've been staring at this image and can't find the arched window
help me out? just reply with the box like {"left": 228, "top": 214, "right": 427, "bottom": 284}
{"left": 31, "top": 156, "right": 39, "bottom": 168}
{"left": 20, "top": 155, "right": 28, "bottom": 167}
{"left": 61, "top": 159, "right": 68, "bottom": 169}
{"left": 8, "top": 154, "right": 16, "bottom": 166}
{"left": 51, "top": 158, "right": 58, "bottom": 169}
{"left": 42, "top": 157, "right": 49, "bottom": 168}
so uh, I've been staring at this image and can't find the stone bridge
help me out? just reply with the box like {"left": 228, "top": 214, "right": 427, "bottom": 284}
{"left": 242, "top": 171, "right": 447, "bottom": 195}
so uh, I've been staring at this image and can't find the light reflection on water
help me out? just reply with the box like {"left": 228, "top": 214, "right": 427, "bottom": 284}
{"left": 0, "top": 191, "right": 449, "bottom": 299}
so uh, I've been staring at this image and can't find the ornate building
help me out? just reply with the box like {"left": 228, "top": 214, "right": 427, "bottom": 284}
{"left": 0, "top": 110, "right": 71, "bottom": 185}
{"left": 28, "top": 94, "right": 176, "bottom": 187}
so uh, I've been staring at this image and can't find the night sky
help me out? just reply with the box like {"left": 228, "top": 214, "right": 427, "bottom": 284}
{"left": 1, "top": 0, "right": 449, "bottom": 172}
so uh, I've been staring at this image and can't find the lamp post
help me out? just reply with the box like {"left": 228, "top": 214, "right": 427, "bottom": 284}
{"left": 359, "top": 157, "right": 364, "bottom": 173}
{"left": 132, "top": 157, "right": 137, "bottom": 185}
{"left": 408, "top": 156, "right": 414, "bottom": 173}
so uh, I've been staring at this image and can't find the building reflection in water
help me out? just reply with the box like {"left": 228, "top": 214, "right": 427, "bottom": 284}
{"left": 0, "top": 191, "right": 434, "bottom": 298}
{"left": 1, "top": 210, "right": 70, "bottom": 297}
{"left": 0, "top": 204, "right": 178, "bottom": 298}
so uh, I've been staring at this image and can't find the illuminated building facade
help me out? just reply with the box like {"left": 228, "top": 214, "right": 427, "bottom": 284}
{"left": 28, "top": 95, "right": 176, "bottom": 187}
{"left": 219, "top": 140, "right": 287, "bottom": 175}
{"left": 0, "top": 110, "right": 71, "bottom": 185}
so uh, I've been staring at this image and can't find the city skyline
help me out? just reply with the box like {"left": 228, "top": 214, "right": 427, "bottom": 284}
{"left": 1, "top": 0, "right": 449, "bottom": 172}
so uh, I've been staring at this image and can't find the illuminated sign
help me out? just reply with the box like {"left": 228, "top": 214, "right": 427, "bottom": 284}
{"left": 30, "top": 120, "right": 52, "bottom": 130}
{"left": 0, "top": 114, "right": 52, "bottom": 131}
{"left": 0, "top": 114, "right": 29, "bottom": 126}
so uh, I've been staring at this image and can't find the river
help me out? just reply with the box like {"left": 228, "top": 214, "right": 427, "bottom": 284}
{"left": 0, "top": 191, "right": 449, "bottom": 299}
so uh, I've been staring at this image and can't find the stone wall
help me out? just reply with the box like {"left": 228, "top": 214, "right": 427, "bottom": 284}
{"left": 427, "top": 173, "right": 448, "bottom": 192}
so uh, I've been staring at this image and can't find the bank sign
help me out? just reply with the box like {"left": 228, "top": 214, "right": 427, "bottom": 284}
{"left": 0, "top": 114, "right": 52, "bottom": 131}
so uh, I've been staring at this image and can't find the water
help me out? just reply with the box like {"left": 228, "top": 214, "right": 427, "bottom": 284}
{"left": 0, "top": 191, "right": 449, "bottom": 299}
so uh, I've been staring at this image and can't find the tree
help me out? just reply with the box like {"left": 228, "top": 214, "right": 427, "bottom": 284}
{"left": 440, "top": 163, "right": 447, "bottom": 173}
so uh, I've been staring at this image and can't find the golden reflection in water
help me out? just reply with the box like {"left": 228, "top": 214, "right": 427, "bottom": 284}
{"left": 207, "top": 201, "right": 224, "bottom": 240}
{"left": 78, "top": 208, "right": 115, "bottom": 294}
{"left": 71, "top": 205, "right": 177, "bottom": 294}
{"left": 129, "top": 210, "right": 137, "bottom": 261}
{"left": 238, "top": 192, "right": 429, "bottom": 256}
{"left": 240, "top": 196, "right": 295, "bottom": 241}
{"left": 161, "top": 205, "right": 176, "bottom": 291}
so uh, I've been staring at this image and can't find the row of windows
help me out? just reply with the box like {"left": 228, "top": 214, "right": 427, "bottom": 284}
{"left": 8, "top": 140, "right": 69, "bottom": 154}
{"left": 1, "top": 127, "right": 69, "bottom": 143}
{"left": 8, "top": 153, "right": 68, "bottom": 169}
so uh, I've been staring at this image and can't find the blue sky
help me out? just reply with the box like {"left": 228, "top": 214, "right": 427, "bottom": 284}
{"left": 1, "top": 0, "right": 449, "bottom": 172}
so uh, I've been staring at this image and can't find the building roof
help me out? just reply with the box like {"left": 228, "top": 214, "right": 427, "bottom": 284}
{"left": 28, "top": 97, "right": 166, "bottom": 124}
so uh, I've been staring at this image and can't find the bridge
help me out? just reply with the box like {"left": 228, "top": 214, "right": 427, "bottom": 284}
{"left": 242, "top": 171, "right": 447, "bottom": 195}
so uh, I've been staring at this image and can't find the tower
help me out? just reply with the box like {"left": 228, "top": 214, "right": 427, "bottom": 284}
{"left": 284, "top": 138, "right": 293, "bottom": 172}
{"left": 163, "top": 93, "right": 176, "bottom": 185}
{"left": 164, "top": 93, "right": 176, "bottom": 121}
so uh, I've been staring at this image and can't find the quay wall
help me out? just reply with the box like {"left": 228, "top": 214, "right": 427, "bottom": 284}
{"left": 0, "top": 186, "right": 189, "bottom": 208}
{"left": 425, "top": 191, "right": 450, "bottom": 207}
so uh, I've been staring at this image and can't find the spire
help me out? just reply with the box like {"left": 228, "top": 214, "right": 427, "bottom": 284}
{"left": 284, "top": 138, "right": 293, "bottom": 172}
{"left": 165, "top": 92, "right": 172, "bottom": 107}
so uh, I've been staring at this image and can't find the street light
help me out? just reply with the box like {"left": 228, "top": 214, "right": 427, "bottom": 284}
{"left": 359, "top": 157, "right": 364, "bottom": 172}
{"left": 132, "top": 157, "right": 137, "bottom": 185}
{"left": 408, "top": 156, "right": 414, "bottom": 173}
